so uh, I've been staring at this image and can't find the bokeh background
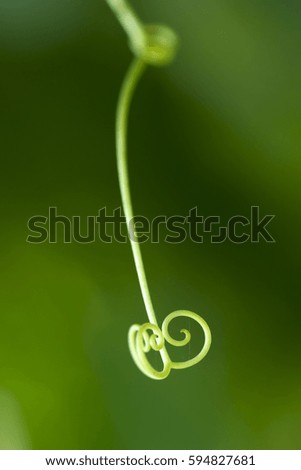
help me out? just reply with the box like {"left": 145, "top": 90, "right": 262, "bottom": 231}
{"left": 0, "top": 0, "right": 300, "bottom": 450}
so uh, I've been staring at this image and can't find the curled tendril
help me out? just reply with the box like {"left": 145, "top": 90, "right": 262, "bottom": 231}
{"left": 129, "top": 311, "right": 212, "bottom": 380}
{"left": 106, "top": 0, "right": 212, "bottom": 379}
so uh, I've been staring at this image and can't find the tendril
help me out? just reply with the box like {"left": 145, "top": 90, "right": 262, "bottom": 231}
{"left": 106, "top": 0, "right": 212, "bottom": 379}
{"left": 129, "top": 312, "right": 212, "bottom": 380}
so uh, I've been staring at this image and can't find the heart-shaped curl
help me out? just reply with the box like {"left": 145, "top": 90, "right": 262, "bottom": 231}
{"left": 128, "top": 311, "right": 212, "bottom": 380}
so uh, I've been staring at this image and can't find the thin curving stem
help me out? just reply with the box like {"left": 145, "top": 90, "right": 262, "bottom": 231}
{"left": 116, "top": 57, "right": 157, "bottom": 326}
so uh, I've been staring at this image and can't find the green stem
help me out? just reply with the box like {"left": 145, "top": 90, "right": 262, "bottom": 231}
{"left": 116, "top": 58, "right": 158, "bottom": 326}
{"left": 106, "top": 0, "right": 146, "bottom": 52}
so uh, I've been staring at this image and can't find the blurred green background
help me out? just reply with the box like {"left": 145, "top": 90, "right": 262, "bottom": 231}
{"left": 0, "top": 0, "right": 300, "bottom": 450}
